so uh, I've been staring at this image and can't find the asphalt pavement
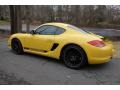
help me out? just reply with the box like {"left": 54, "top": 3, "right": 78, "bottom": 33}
{"left": 0, "top": 38, "right": 120, "bottom": 85}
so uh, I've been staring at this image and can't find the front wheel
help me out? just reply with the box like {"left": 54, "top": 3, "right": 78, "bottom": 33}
{"left": 61, "top": 45, "right": 88, "bottom": 69}
{"left": 11, "top": 39, "right": 23, "bottom": 54}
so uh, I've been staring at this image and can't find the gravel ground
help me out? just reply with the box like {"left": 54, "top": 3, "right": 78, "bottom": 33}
{"left": 0, "top": 70, "right": 31, "bottom": 85}
{"left": 0, "top": 37, "right": 31, "bottom": 85}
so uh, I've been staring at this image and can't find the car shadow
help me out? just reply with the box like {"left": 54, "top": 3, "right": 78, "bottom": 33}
{"left": 83, "top": 62, "right": 111, "bottom": 70}
{"left": 26, "top": 52, "right": 112, "bottom": 70}
{"left": 23, "top": 52, "right": 64, "bottom": 65}
{"left": 10, "top": 50, "right": 112, "bottom": 70}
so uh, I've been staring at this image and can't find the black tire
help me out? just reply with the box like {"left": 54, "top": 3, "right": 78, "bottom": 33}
{"left": 61, "top": 45, "right": 88, "bottom": 69}
{"left": 11, "top": 38, "right": 23, "bottom": 54}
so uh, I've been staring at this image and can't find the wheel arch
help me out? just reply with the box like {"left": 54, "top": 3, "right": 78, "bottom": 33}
{"left": 11, "top": 38, "right": 20, "bottom": 43}
{"left": 11, "top": 37, "right": 23, "bottom": 48}
{"left": 60, "top": 43, "right": 88, "bottom": 60}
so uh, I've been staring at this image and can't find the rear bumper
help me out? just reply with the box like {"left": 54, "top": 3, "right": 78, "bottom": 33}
{"left": 88, "top": 55, "right": 113, "bottom": 64}
{"left": 85, "top": 43, "right": 114, "bottom": 64}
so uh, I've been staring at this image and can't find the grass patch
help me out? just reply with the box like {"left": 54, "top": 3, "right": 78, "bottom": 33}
{"left": 0, "top": 20, "right": 10, "bottom": 25}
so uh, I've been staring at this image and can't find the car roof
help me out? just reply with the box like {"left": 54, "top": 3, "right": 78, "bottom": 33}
{"left": 42, "top": 22, "right": 69, "bottom": 29}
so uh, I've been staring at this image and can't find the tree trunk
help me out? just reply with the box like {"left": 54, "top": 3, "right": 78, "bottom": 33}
{"left": 9, "top": 5, "right": 22, "bottom": 35}
{"left": 25, "top": 6, "right": 30, "bottom": 33}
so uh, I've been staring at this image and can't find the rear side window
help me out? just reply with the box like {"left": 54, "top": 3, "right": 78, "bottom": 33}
{"left": 55, "top": 27, "right": 65, "bottom": 35}
{"left": 67, "top": 24, "right": 88, "bottom": 34}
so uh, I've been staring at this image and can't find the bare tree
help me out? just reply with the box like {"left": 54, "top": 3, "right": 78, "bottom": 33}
{"left": 0, "top": 5, "right": 119, "bottom": 30}
{"left": 9, "top": 5, "right": 22, "bottom": 34}
{"left": 25, "top": 5, "right": 30, "bottom": 32}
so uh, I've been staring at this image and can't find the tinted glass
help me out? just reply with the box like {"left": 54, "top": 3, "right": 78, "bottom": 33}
{"left": 55, "top": 27, "right": 65, "bottom": 35}
{"left": 67, "top": 24, "right": 88, "bottom": 34}
{"left": 40, "top": 26, "right": 57, "bottom": 35}
{"left": 35, "top": 26, "right": 48, "bottom": 34}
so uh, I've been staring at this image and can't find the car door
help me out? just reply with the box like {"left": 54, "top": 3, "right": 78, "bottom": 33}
{"left": 24, "top": 25, "right": 57, "bottom": 52}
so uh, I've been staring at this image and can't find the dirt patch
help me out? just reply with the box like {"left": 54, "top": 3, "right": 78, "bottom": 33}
{"left": 0, "top": 34, "right": 9, "bottom": 39}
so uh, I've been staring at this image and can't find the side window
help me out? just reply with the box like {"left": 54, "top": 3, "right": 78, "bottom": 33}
{"left": 55, "top": 27, "right": 65, "bottom": 35}
{"left": 40, "top": 26, "right": 57, "bottom": 35}
{"left": 35, "top": 26, "right": 48, "bottom": 34}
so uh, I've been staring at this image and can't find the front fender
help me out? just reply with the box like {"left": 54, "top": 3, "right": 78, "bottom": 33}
{"left": 8, "top": 33, "right": 25, "bottom": 48}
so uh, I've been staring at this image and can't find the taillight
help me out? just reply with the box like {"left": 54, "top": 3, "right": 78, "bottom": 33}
{"left": 88, "top": 40, "right": 105, "bottom": 47}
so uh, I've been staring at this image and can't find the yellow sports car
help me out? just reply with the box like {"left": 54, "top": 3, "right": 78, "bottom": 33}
{"left": 8, "top": 23, "right": 114, "bottom": 69}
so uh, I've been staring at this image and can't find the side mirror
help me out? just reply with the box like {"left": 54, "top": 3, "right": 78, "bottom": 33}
{"left": 30, "top": 30, "right": 36, "bottom": 34}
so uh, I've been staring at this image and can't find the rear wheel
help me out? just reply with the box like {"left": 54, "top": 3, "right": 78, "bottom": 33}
{"left": 11, "top": 39, "right": 23, "bottom": 54}
{"left": 61, "top": 45, "right": 87, "bottom": 69}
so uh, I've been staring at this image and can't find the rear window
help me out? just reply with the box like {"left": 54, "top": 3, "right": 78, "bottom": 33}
{"left": 67, "top": 24, "right": 88, "bottom": 34}
{"left": 55, "top": 27, "right": 65, "bottom": 35}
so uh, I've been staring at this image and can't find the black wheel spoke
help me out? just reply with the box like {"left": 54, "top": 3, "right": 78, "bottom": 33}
{"left": 11, "top": 39, "right": 23, "bottom": 54}
{"left": 13, "top": 42, "right": 19, "bottom": 52}
{"left": 64, "top": 49, "right": 83, "bottom": 68}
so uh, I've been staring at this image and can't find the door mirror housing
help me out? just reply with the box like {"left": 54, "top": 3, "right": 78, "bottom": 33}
{"left": 30, "top": 30, "right": 36, "bottom": 34}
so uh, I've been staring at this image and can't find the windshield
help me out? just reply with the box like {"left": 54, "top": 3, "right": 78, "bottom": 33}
{"left": 67, "top": 24, "right": 88, "bottom": 34}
